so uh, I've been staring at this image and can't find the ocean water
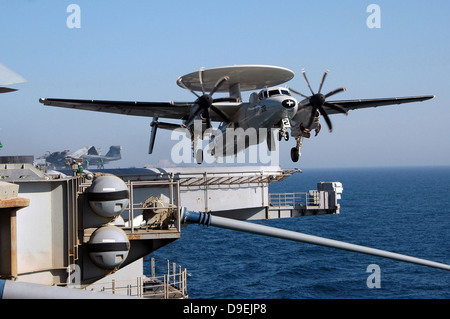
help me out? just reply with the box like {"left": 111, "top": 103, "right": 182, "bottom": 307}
{"left": 145, "top": 166, "right": 450, "bottom": 299}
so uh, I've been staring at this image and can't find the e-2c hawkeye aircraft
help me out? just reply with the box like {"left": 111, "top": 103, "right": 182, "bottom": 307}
{"left": 39, "top": 65, "right": 434, "bottom": 162}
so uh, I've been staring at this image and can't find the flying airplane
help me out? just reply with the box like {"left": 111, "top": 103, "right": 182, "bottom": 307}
{"left": 37, "top": 145, "right": 122, "bottom": 169}
{"left": 39, "top": 65, "right": 434, "bottom": 163}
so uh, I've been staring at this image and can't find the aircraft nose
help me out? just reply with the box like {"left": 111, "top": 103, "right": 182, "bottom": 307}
{"left": 282, "top": 98, "right": 297, "bottom": 109}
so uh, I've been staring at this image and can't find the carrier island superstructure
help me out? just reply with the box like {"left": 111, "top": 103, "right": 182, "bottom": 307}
{"left": 0, "top": 157, "right": 342, "bottom": 298}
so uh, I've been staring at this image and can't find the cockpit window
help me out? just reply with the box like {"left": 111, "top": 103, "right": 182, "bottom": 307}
{"left": 259, "top": 90, "right": 268, "bottom": 99}
{"left": 268, "top": 89, "right": 280, "bottom": 97}
{"left": 260, "top": 89, "right": 291, "bottom": 99}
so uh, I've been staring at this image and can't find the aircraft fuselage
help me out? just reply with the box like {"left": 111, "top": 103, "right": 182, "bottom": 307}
{"left": 210, "top": 87, "right": 299, "bottom": 156}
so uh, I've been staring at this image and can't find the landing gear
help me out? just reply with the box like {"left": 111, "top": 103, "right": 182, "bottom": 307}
{"left": 278, "top": 118, "right": 291, "bottom": 141}
{"left": 189, "top": 124, "right": 204, "bottom": 164}
{"left": 290, "top": 136, "right": 303, "bottom": 162}
{"left": 267, "top": 129, "right": 276, "bottom": 151}
{"left": 290, "top": 147, "right": 299, "bottom": 162}
{"left": 278, "top": 130, "right": 289, "bottom": 141}
{"left": 196, "top": 149, "right": 203, "bottom": 164}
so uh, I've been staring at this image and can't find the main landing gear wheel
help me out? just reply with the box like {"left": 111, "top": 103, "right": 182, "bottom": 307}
{"left": 267, "top": 130, "right": 275, "bottom": 151}
{"left": 291, "top": 147, "right": 299, "bottom": 162}
{"left": 196, "top": 149, "right": 203, "bottom": 164}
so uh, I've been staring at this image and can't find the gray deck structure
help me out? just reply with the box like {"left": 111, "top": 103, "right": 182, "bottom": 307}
{"left": 0, "top": 162, "right": 342, "bottom": 298}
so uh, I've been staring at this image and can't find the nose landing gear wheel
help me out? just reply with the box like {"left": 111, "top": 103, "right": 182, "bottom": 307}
{"left": 278, "top": 130, "right": 289, "bottom": 141}
{"left": 291, "top": 147, "right": 299, "bottom": 162}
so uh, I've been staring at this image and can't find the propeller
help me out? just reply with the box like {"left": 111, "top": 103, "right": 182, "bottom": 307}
{"left": 149, "top": 117, "right": 158, "bottom": 154}
{"left": 179, "top": 68, "right": 233, "bottom": 129}
{"left": 289, "top": 69, "right": 348, "bottom": 132}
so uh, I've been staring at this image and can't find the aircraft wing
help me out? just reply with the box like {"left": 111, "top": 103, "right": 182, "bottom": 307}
{"left": 324, "top": 95, "right": 435, "bottom": 114}
{"left": 39, "top": 98, "right": 194, "bottom": 120}
{"left": 0, "top": 62, "right": 27, "bottom": 93}
{"left": 39, "top": 98, "right": 243, "bottom": 122}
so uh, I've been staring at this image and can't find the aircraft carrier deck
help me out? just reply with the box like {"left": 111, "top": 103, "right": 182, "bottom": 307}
{"left": 0, "top": 159, "right": 342, "bottom": 299}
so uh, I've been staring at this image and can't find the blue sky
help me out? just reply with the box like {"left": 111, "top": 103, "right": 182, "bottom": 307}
{"left": 0, "top": 0, "right": 449, "bottom": 169}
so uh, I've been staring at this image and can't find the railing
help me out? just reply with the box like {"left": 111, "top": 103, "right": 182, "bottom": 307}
{"left": 269, "top": 192, "right": 309, "bottom": 207}
{"left": 144, "top": 258, "right": 188, "bottom": 299}
{"left": 84, "top": 258, "right": 188, "bottom": 299}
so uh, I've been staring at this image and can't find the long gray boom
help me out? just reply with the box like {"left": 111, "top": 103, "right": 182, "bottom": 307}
{"left": 182, "top": 210, "right": 450, "bottom": 271}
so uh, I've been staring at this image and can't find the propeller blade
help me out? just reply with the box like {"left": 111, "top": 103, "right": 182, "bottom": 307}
{"left": 199, "top": 67, "right": 205, "bottom": 94}
{"left": 204, "top": 108, "right": 212, "bottom": 129}
{"left": 178, "top": 77, "right": 200, "bottom": 98}
{"left": 149, "top": 117, "right": 158, "bottom": 154}
{"left": 307, "top": 107, "right": 318, "bottom": 129}
{"left": 288, "top": 87, "right": 309, "bottom": 99}
{"left": 209, "top": 76, "right": 229, "bottom": 96}
{"left": 318, "top": 105, "right": 333, "bottom": 132}
{"left": 296, "top": 69, "right": 349, "bottom": 134}
{"left": 182, "top": 105, "right": 202, "bottom": 128}
{"left": 318, "top": 70, "right": 329, "bottom": 94}
{"left": 210, "top": 105, "right": 231, "bottom": 124}
{"left": 302, "top": 69, "right": 315, "bottom": 95}
{"left": 324, "top": 87, "right": 346, "bottom": 98}
{"left": 324, "top": 102, "right": 348, "bottom": 115}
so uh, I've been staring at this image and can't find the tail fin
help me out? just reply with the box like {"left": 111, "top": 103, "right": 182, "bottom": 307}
{"left": 87, "top": 146, "right": 100, "bottom": 155}
{"left": 105, "top": 145, "right": 122, "bottom": 159}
